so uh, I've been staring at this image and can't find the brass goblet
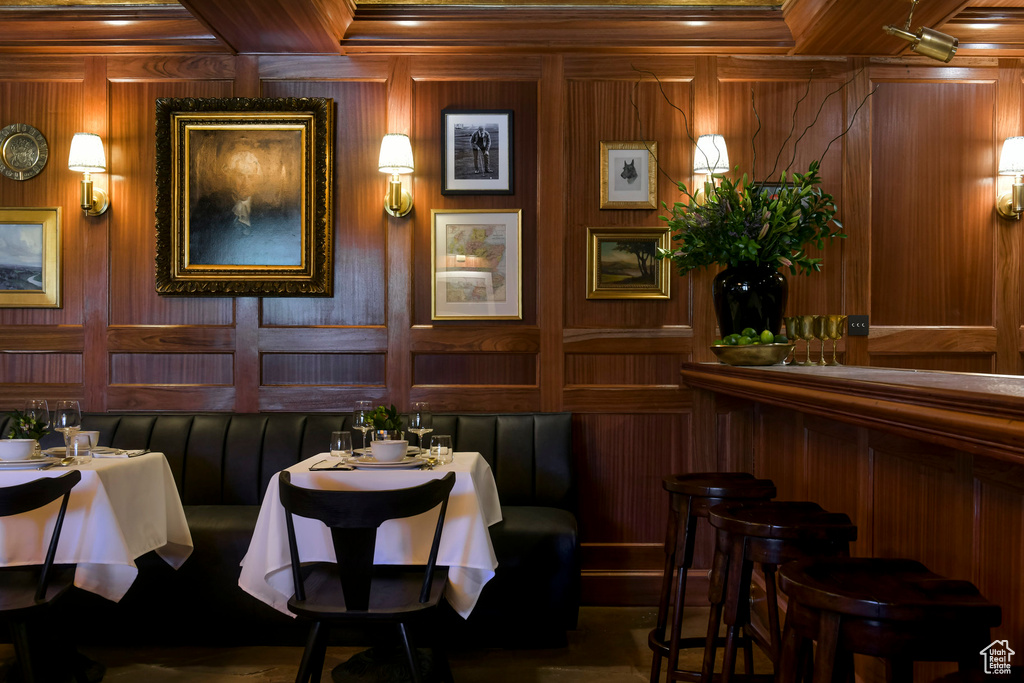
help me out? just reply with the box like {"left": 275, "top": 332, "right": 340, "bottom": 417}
{"left": 783, "top": 316, "right": 800, "bottom": 364}
{"left": 812, "top": 315, "right": 829, "bottom": 365}
{"left": 825, "top": 315, "right": 847, "bottom": 366}
{"left": 796, "top": 315, "right": 816, "bottom": 366}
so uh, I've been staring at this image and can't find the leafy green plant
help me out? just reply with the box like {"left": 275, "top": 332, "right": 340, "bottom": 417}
{"left": 6, "top": 410, "right": 50, "bottom": 440}
{"left": 659, "top": 161, "right": 845, "bottom": 276}
{"left": 369, "top": 404, "right": 402, "bottom": 430}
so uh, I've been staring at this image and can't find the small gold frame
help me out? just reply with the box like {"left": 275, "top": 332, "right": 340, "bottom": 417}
{"left": 586, "top": 226, "right": 670, "bottom": 300}
{"left": 600, "top": 141, "right": 658, "bottom": 209}
{"left": 431, "top": 209, "right": 522, "bottom": 320}
{"left": 0, "top": 207, "right": 61, "bottom": 308}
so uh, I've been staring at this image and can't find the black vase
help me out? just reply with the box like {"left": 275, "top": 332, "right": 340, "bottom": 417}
{"left": 712, "top": 264, "right": 788, "bottom": 337}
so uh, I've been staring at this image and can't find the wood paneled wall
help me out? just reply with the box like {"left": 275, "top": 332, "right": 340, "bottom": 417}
{"left": 1, "top": 52, "right": 1023, "bottom": 603}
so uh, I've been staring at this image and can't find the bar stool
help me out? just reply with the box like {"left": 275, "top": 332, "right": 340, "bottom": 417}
{"left": 703, "top": 501, "right": 857, "bottom": 683}
{"left": 649, "top": 473, "right": 776, "bottom": 683}
{"left": 777, "top": 557, "right": 1002, "bottom": 683}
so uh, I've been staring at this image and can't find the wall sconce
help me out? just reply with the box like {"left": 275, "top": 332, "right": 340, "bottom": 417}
{"left": 694, "top": 134, "right": 729, "bottom": 202}
{"left": 883, "top": 0, "right": 958, "bottom": 63}
{"left": 68, "top": 132, "right": 109, "bottom": 216}
{"left": 378, "top": 133, "right": 414, "bottom": 218}
{"left": 997, "top": 136, "right": 1024, "bottom": 220}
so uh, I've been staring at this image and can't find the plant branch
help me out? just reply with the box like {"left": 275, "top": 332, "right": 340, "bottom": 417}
{"left": 818, "top": 82, "right": 880, "bottom": 165}
{"left": 764, "top": 70, "right": 814, "bottom": 184}
{"left": 750, "top": 85, "right": 761, "bottom": 181}
{"left": 628, "top": 78, "right": 683, "bottom": 192}
{"left": 783, "top": 66, "right": 869, "bottom": 178}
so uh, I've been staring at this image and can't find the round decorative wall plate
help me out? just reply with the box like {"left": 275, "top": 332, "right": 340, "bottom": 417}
{"left": 0, "top": 123, "right": 48, "bottom": 181}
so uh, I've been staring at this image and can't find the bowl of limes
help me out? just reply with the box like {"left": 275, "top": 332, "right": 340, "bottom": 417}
{"left": 711, "top": 328, "right": 794, "bottom": 366}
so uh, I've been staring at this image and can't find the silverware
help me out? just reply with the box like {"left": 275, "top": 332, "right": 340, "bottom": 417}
{"left": 309, "top": 459, "right": 353, "bottom": 471}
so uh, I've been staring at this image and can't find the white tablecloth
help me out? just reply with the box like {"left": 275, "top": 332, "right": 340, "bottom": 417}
{"left": 239, "top": 452, "right": 502, "bottom": 619}
{"left": 0, "top": 452, "right": 193, "bottom": 601}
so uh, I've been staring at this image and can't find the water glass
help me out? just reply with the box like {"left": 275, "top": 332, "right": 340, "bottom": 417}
{"left": 430, "top": 435, "right": 453, "bottom": 465}
{"left": 330, "top": 431, "right": 353, "bottom": 463}
{"left": 73, "top": 431, "right": 97, "bottom": 460}
{"left": 53, "top": 399, "right": 82, "bottom": 453}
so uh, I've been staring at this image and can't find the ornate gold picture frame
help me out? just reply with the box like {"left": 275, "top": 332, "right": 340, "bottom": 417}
{"left": 586, "top": 226, "right": 671, "bottom": 300}
{"left": 0, "top": 207, "right": 61, "bottom": 308}
{"left": 155, "top": 97, "right": 333, "bottom": 296}
{"left": 600, "top": 141, "right": 658, "bottom": 209}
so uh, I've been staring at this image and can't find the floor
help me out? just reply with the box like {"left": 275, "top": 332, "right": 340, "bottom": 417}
{"left": 0, "top": 606, "right": 742, "bottom": 683}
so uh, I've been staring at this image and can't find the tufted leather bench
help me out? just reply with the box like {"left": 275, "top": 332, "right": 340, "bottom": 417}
{"left": 3, "top": 412, "right": 579, "bottom": 647}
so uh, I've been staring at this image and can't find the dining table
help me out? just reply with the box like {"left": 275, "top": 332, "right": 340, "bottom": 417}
{"left": 0, "top": 451, "right": 193, "bottom": 601}
{"left": 239, "top": 450, "right": 502, "bottom": 620}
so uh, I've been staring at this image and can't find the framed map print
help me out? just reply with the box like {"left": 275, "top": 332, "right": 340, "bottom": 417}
{"left": 431, "top": 209, "right": 521, "bottom": 320}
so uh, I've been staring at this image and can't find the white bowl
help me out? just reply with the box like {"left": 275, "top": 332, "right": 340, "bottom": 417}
{"left": 0, "top": 439, "right": 36, "bottom": 461}
{"left": 369, "top": 439, "right": 408, "bottom": 462}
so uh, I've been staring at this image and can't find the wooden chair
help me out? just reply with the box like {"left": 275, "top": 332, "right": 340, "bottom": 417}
{"left": 278, "top": 470, "right": 457, "bottom": 683}
{"left": 0, "top": 470, "right": 85, "bottom": 683}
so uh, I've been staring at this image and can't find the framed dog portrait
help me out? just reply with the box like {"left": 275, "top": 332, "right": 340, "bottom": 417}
{"left": 0, "top": 207, "right": 60, "bottom": 308}
{"left": 155, "top": 97, "right": 333, "bottom": 296}
{"left": 600, "top": 141, "right": 657, "bottom": 209}
{"left": 432, "top": 209, "right": 521, "bottom": 320}
{"left": 586, "top": 226, "right": 670, "bottom": 300}
{"left": 442, "top": 109, "right": 513, "bottom": 196}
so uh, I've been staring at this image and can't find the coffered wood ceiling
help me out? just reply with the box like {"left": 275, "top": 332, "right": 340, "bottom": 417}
{"left": 0, "top": 0, "right": 1023, "bottom": 55}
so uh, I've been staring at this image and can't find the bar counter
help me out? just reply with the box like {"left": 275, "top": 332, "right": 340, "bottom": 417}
{"left": 680, "top": 362, "right": 1023, "bottom": 659}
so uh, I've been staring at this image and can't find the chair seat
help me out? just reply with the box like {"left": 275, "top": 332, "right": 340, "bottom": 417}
{"left": 287, "top": 564, "right": 449, "bottom": 622}
{"left": 0, "top": 566, "right": 75, "bottom": 614}
{"left": 709, "top": 501, "right": 857, "bottom": 542}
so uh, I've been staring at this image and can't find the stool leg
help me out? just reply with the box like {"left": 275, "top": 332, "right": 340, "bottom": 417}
{"left": 763, "top": 564, "right": 782, "bottom": 664}
{"left": 721, "top": 534, "right": 751, "bottom": 683}
{"left": 811, "top": 611, "right": 841, "bottom": 683}
{"left": 701, "top": 529, "right": 731, "bottom": 683}
{"left": 666, "top": 500, "right": 699, "bottom": 681}
{"left": 742, "top": 628, "right": 755, "bottom": 675}
{"left": 776, "top": 615, "right": 802, "bottom": 683}
{"left": 651, "top": 495, "right": 683, "bottom": 683}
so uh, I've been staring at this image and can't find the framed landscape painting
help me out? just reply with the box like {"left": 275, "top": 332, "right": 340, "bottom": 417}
{"left": 431, "top": 209, "right": 521, "bottom": 320}
{"left": 600, "top": 141, "right": 658, "bottom": 209}
{"left": 586, "top": 226, "right": 670, "bottom": 300}
{"left": 442, "top": 109, "right": 513, "bottom": 195}
{"left": 0, "top": 207, "right": 61, "bottom": 308}
{"left": 154, "top": 97, "right": 333, "bottom": 296}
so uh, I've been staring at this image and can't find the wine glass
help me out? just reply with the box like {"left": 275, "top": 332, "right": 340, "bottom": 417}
{"left": 330, "top": 431, "right": 353, "bottom": 463}
{"left": 826, "top": 315, "right": 848, "bottom": 366}
{"left": 52, "top": 400, "right": 82, "bottom": 457}
{"left": 23, "top": 399, "right": 49, "bottom": 457}
{"left": 408, "top": 402, "right": 433, "bottom": 455}
{"left": 812, "top": 315, "right": 829, "bottom": 365}
{"left": 352, "top": 401, "right": 373, "bottom": 452}
{"left": 783, "top": 316, "right": 800, "bottom": 364}
{"left": 796, "top": 316, "right": 816, "bottom": 366}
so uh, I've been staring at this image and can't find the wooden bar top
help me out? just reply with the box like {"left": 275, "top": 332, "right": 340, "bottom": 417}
{"left": 680, "top": 363, "right": 1024, "bottom": 466}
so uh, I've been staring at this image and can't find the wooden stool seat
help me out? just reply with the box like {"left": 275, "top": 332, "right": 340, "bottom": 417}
{"left": 702, "top": 501, "right": 857, "bottom": 683}
{"left": 649, "top": 473, "right": 776, "bottom": 683}
{"left": 777, "top": 557, "right": 1002, "bottom": 683}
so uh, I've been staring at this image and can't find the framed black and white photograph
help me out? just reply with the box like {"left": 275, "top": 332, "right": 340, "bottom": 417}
{"left": 154, "top": 96, "right": 333, "bottom": 297}
{"left": 600, "top": 141, "right": 658, "bottom": 209}
{"left": 586, "top": 226, "right": 670, "bottom": 300}
{"left": 431, "top": 209, "right": 521, "bottom": 320}
{"left": 442, "top": 109, "right": 513, "bottom": 195}
{"left": 0, "top": 207, "right": 61, "bottom": 308}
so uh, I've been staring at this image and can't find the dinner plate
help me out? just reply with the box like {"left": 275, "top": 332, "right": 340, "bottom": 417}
{"left": 354, "top": 447, "right": 420, "bottom": 456}
{"left": 0, "top": 457, "right": 50, "bottom": 469}
{"left": 350, "top": 456, "right": 424, "bottom": 470}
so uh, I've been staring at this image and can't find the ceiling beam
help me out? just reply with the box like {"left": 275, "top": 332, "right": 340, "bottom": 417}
{"left": 179, "top": 0, "right": 354, "bottom": 54}
{"left": 783, "top": 0, "right": 971, "bottom": 56}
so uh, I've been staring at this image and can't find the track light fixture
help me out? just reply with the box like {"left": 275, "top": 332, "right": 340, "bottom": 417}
{"left": 884, "top": 0, "right": 958, "bottom": 63}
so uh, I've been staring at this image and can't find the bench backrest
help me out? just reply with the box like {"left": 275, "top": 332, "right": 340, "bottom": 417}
{"left": 7, "top": 412, "right": 574, "bottom": 510}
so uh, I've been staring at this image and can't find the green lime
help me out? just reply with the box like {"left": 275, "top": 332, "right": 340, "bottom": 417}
{"left": 737, "top": 336, "right": 753, "bottom": 345}
{"left": 724, "top": 334, "right": 740, "bottom": 345}
{"left": 712, "top": 339, "right": 725, "bottom": 346}
{"left": 740, "top": 327, "right": 757, "bottom": 338}
{"left": 759, "top": 330, "right": 775, "bottom": 344}
{"left": 774, "top": 334, "right": 789, "bottom": 344}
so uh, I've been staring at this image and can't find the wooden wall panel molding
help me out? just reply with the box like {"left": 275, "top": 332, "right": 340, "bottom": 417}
{"left": 975, "top": 481, "right": 1024, "bottom": 644}
{"left": 0, "top": 353, "right": 82, "bottom": 385}
{"left": 564, "top": 353, "right": 684, "bottom": 386}
{"left": 563, "top": 55, "right": 696, "bottom": 80}
{"left": 717, "top": 55, "right": 851, "bottom": 81}
{"left": 563, "top": 387, "right": 689, "bottom": 413}
{"left": 261, "top": 352, "right": 386, "bottom": 386}
{"left": 843, "top": 58, "right": 872, "bottom": 366}
{"left": 412, "top": 353, "right": 537, "bottom": 386}
{"left": 408, "top": 387, "right": 541, "bottom": 412}
{"left": 868, "top": 353, "right": 995, "bottom": 373}
{"left": 0, "top": 56, "right": 84, "bottom": 80}
{"left": 410, "top": 326, "right": 540, "bottom": 353}
{"left": 106, "top": 386, "right": 235, "bottom": 411}
{"left": 995, "top": 59, "right": 1024, "bottom": 375}
{"left": 0, "top": 327, "right": 84, "bottom": 353}
{"left": 110, "top": 353, "right": 234, "bottom": 386}
{"left": 106, "top": 326, "right": 236, "bottom": 353}
{"left": 259, "top": 327, "right": 387, "bottom": 352}
{"left": 260, "top": 386, "right": 388, "bottom": 412}
{"left": 82, "top": 56, "right": 109, "bottom": 412}
{"left": 409, "top": 55, "right": 544, "bottom": 81}
{"left": 256, "top": 55, "right": 392, "bottom": 80}
{"left": 106, "top": 55, "right": 237, "bottom": 81}
{"left": 868, "top": 326, "right": 998, "bottom": 353}
{"left": 178, "top": 0, "right": 347, "bottom": 54}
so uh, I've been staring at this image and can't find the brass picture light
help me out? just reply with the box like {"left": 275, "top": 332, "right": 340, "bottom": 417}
{"left": 883, "top": 0, "right": 958, "bottom": 63}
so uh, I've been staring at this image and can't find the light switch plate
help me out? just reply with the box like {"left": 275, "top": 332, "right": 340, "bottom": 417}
{"left": 848, "top": 315, "right": 869, "bottom": 336}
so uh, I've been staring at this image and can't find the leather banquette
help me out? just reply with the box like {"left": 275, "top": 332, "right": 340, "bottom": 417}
{"left": 0, "top": 412, "right": 580, "bottom": 647}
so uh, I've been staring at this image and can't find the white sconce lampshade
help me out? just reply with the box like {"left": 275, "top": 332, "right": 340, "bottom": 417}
{"left": 378, "top": 133, "right": 414, "bottom": 175}
{"left": 68, "top": 133, "right": 106, "bottom": 172}
{"left": 999, "top": 137, "right": 1024, "bottom": 176}
{"left": 693, "top": 134, "right": 729, "bottom": 175}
